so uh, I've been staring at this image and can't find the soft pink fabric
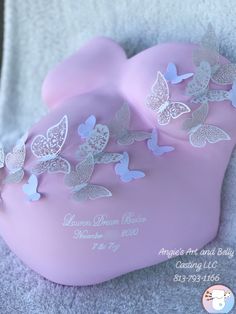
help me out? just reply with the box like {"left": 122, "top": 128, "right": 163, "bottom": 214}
{"left": 0, "top": 37, "right": 235, "bottom": 285}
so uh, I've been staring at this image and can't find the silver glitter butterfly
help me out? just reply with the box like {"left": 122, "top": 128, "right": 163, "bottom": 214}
{"left": 193, "top": 23, "right": 219, "bottom": 68}
{"left": 4, "top": 143, "right": 26, "bottom": 184}
{"left": 31, "top": 115, "right": 71, "bottom": 175}
{"left": 64, "top": 153, "right": 112, "bottom": 202}
{"left": 183, "top": 102, "right": 231, "bottom": 148}
{"left": 109, "top": 103, "right": 151, "bottom": 144}
{"left": 77, "top": 123, "right": 123, "bottom": 164}
{"left": 186, "top": 61, "right": 229, "bottom": 105}
{"left": 146, "top": 71, "right": 191, "bottom": 125}
{"left": 193, "top": 23, "right": 236, "bottom": 85}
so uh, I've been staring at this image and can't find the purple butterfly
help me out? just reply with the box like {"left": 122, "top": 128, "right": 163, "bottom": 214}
{"left": 115, "top": 152, "right": 145, "bottom": 183}
{"left": 78, "top": 115, "right": 96, "bottom": 139}
{"left": 164, "top": 62, "right": 193, "bottom": 84}
{"left": 147, "top": 129, "right": 175, "bottom": 156}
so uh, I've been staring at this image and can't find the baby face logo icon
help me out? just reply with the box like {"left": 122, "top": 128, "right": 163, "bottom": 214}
{"left": 202, "top": 285, "right": 235, "bottom": 313}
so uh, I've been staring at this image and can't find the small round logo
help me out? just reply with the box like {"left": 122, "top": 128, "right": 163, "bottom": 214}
{"left": 202, "top": 284, "right": 235, "bottom": 313}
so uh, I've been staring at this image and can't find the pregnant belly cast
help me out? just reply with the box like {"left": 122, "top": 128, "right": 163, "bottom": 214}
{"left": 0, "top": 25, "right": 236, "bottom": 285}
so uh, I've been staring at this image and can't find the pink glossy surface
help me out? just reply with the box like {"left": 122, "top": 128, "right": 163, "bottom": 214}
{"left": 0, "top": 37, "right": 236, "bottom": 286}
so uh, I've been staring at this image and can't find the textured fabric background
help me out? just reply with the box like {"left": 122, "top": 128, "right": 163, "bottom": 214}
{"left": 0, "top": 1, "right": 235, "bottom": 313}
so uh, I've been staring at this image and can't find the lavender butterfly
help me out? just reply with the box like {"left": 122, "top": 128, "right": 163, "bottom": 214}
{"left": 146, "top": 71, "right": 190, "bottom": 125}
{"left": 164, "top": 62, "right": 193, "bottom": 84}
{"left": 227, "top": 80, "right": 236, "bottom": 108}
{"left": 115, "top": 152, "right": 145, "bottom": 183}
{"left": 109, "top": 103, "right": 151, "bottom": 145}
{"left": 193, "top": 23, "right": 236, "bottom": 85}
{"left": 183, "top": 102, "right": 230, "bottom": 148}
{"left": 31, "top": 115, "right": 71, "bottom": 175}
{"left": 64, "top": 153, "right": 112, "bottom": 202}
{"left": 77, "top": 122, "right": 123, "bottom": 164}
{"left": 78, "top": 115, "right": 96, "bottom": 139}
{"left": 22, "top": 174, "right": 41, "bottom": 201}
{"left": 186, "top": 61, "right": 229, "bottom": 105}
{"left": 147, "top": 129, "right": 175, "bottom": 156}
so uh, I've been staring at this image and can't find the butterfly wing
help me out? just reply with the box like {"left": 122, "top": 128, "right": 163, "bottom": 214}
{"left": 31, "top": 161, "right": 48, "bottom": 175}
{"left": 186, "top": 61, "right": 211, "bottom": 97}
{"left": 150, "top": 144, "right": 175, "bottom": 156}
{"left": 4, "top": 169, "right": 24, "bottom": 184}
{"left": 22, "top": 174, "right": 41, "bottom": 201}
{"left": 29, "top": 193, "right": 41, "bottom": 201}
{"left": 211, "top": 63, "right": 236, "bottom": 85}
{"left": 164, "top": 63, "right": 178, "bottom": 82}
{"left": 109, "top": 104, "right": 150, "bottom": 144}
{"left": 5, "top": 144, "right": 26, "bottom": 173}
{"left": 146, "top": 71, "right": 169, "bottom": 113}
{"left": 193, "top": 42, "right": 220, "bottom": 69}
{"left": 94, "top": 152, "right": 123, "bottom": 164}
{"left": 31, "top": 115, "right": 68, "bottom": 158}
{"left": 193, "top": 23, "right": 220, "bottom": 67}
{"left": 174, "top": 72, "right": 194, "bottom": 84}
{"left": 65, "top": 154, "right": 94, "bottom": 188}
{"left": 120, "top": 170, "right": 145, "bottom": 183}
{"left": 189, "top": 124, "right": 230, "bottom": 147}
{"left": 207, "top": 90, "right": 229, "bottom": 102}
{"left": 47, "top": 157, "right": 71, "bottom": 174}
{"left": 87, "top": 184, "right": 112, "bottom": 200}
{"left": 109, "top": 103, "right": 131, "bottom": 139}
{"left": 32, "top": 156, "right": 71, "bottom": 175}
{"left": 201, "top": 23, "right": 219, "bottom": 52}
{"left": 75, "top": 153, "right": 94, "bottom": 182}
{"left": 189, "top": 126, "right": 207, "bottom": 148}
{"left": 72, "top": 185, "right": 90, "bottom": 202}
{"left": 117, "top": 130, "right": 151, "bottom": 145}
{"left": 78, "top": 115, "right": 96, "bottom": 139}
{"left": 114, "top": 152, "right": 129, "bottom": 176}
{"left": 164, "top": 63, "right": 193, "bottom": 84}
{"left": 157, "top": 108, "right": 171, "bottom": 125}
{"left": 183, "top": 103, "right": 209, "bottom": 132}
{"left": 76, "top": 124, "right": 109, "bottom": 159}
{"left": 169, "top": 102, "right": 191, "bottom": 119}
{"left": 73, "top": 184, "right": 112, "bottom": 202}
{"left": 115, "top": 152, "right": 145, "bottom": 182}
{"left": 155, "top": 145, "right": 175, "bottom": 155}
{"left": 147, "top": 129, "right": 174, "bottom": 156}
{"left": 205, "top": 125, "right": 231, "bottom": 144}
